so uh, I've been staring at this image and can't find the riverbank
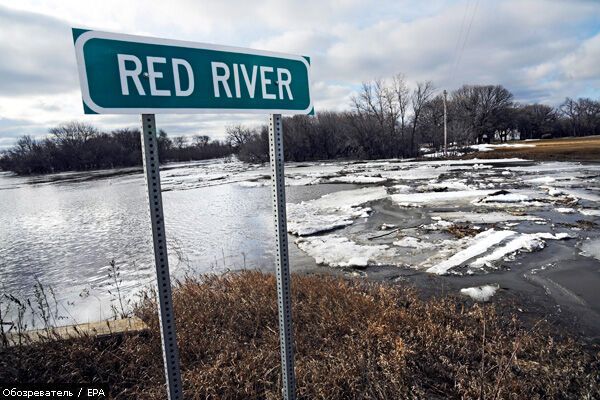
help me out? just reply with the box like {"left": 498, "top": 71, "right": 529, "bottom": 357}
{"left": 464, "top": 136, "right": 600, "bottom": 161}
{"left": 1, "top": 271, "right": 598, "bottom": 399}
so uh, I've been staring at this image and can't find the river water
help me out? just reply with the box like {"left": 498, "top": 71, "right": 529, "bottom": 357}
{"left": 0, "top": 159, "right": 353, "bottom": 323}
{"left": 1, "top": 157, "right": 600, "bottom": 335}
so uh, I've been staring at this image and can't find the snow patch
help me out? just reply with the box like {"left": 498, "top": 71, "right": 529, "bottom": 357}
{"left": 471, "top": 143, "right": 535, "bottom": 152}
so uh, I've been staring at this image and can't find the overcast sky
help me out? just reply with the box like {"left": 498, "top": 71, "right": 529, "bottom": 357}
{"left": 0, "top": 0, "right": 599, "bottom": 149}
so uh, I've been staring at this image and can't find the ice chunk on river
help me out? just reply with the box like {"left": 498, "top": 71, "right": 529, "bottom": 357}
{"left": 579, "top": 238, "right": 600, "bottom": 261}
{"left": 460, "top": 284, "right": 499, "bottom": 302}
{"left": 287, "top": 187, "right": 388, "bottom": 236}
{"left": 393, "top": 236, "right": 435, "bottom": 249}
{"left": 329, "top": 175, "right": 388, "bottom": 184}
{"left": 392, "top": 189, "right": 494, "bottom": 206}
{"left": 426, "top": 229, "right": 517, "bottom": 275}
{"left": 479, "top": 193, "right": 529, "bottom": 203}
{"left": 432, "top": 211, "right": 544, "bottom": 224}
{"left": 469, "top": 232, "right": 571, "bottom": 270}
{"left": 295, "top": 235, "right": 393, "bottom": 267}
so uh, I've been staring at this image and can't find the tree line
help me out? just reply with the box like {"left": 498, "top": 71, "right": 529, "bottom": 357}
{"left": 230, "top": 75, "right": 600, "bottom": 162}
{"left": 2, "top": 74, "right": 600, "bottom": 174}
{"left": 0, "top": 122, "right": 233, "bottom": 175}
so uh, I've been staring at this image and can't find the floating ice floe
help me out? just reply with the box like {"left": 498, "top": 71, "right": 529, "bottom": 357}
{"left": 526, "top": 176, "right": 556, "bottom": 184}
{"left": 469, "top": 232, "right": 571, "bottom": 270}
{"left": 579, "top": 238, "right": 600, "bottom": 261}
{"left": 421, "top": 180, "right": 474, "bottom": 191}
{"left": 474, "top": 191, "right": 549, "bottom": 208}
{"left": 432, "top": 211, "right": 544, "bottom": 224}
{"left": 238, "top": 180, "right": 269, "bottom": 188}
{"left": 328, "top": 175, "right": 388, "bottom": 184}
{"left": 560, "top": 188, "right": 600, "bottom": 202}
{"left": 421, "top": 217, "right": 454, "bottom": 230}
{"left": 479, "top": 193, "right": 529, "bottom": 203}
{"left": 391, "top": 189, "right": 494, "bottom": 207}
{"left": 295, "top": 235, "right": 393, "bottom": 267}
{"left": 393, "top": 236, "right": 435, "bottom": 249}
{"left": 580, "top": 209, "right": 600, "bottom": 217}
{"left": 391, "top": 184, "right": 412, "bottom": 193}
{"left": 285, "top": 177, "right": 323, "bottom": 186}
{"left": 426, "top": 229, "right": 516, "bottom": 275}
{"left": 287, "top": 187, "right": 388, "bottom": 236}
{"left": 555, "top": 207, "right": 576, "bottom": 214}
{"left": 542, "top": 186, "right": 565, "bottom": 197}
{"left": 460, "top": 284, "right": 500, "bottom": 302}
{"left": 380, "top": 223, "right": 397, "bottom": 230}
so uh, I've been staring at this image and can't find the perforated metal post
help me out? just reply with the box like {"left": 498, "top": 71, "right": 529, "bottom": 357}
{"left": 268, "top": 114, "right": 296, "bottom": 400}
{"left": 140, "top": 114, "right": 183, "bottom": 400}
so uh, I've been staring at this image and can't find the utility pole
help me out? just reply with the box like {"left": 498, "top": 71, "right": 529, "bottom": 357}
{"left": 443, "top": 89, "right": 448, "bottom": 156}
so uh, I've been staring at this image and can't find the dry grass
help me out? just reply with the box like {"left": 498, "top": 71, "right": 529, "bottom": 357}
{"left": 466, "top": 136, "right": 600, "bottom": 161}
{"left": 1, "top": 271, "right": 598, "bottom": 399}
{"left": 445, "top": 224, "right": 481, "bottom": 238}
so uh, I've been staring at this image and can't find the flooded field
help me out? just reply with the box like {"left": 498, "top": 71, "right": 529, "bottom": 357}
{"left": 1, "top": 156, "right": 599, "bottom": 335}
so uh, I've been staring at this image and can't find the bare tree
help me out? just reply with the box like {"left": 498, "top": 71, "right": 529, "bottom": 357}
{"left": 352, "top": 80, "right": 389, "bottom": 131}
{"left": 173, "top": 136, "right": 186, "bottom": 149}
{"left": 452, "top": 84, "right": 513, "bottom": 143}
{"left": 226, "top": 125, "right": 254, "bottom": 148}
{"left": 410, "top": 81, "right": 435, "bottom": 152}
{"left": 392, "top": 74, "right": 410, "bottom": 135}
{"left": 193, "top": 135, "right": 210, "bottom": 147}
{"left": 49, "top": 122, "right": 98, "bottom": 146}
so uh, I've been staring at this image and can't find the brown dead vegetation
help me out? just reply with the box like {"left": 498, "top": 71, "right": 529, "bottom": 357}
{"left": 1, "top": 272, "right": 598, "bottom": 399}
{"left": 466, "top": 136, "right": 600, "bottom": 162}
{"left": 446, "top": 224, "right": 481, "bottom": 238}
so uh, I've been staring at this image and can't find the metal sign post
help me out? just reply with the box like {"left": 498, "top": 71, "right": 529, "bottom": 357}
{"left": 140, "top": 114, "right": 183, "bottom": 400}
{"left": 73, "top": 28, "right": 311, "bottom": 400}
{"left": 268, "top": 114, "right": 296, "bottom": 400}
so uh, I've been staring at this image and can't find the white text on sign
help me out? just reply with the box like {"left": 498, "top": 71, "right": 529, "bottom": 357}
{"left": 117, "top": 54, "right": 294, "bottom": 100}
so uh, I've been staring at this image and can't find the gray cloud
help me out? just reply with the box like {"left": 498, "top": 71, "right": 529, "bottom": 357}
{"left": 0, "top": 5, "right": 78, "bottom": 95}
{"left": 0, "top": 0, "right": 599, "bottom": 150}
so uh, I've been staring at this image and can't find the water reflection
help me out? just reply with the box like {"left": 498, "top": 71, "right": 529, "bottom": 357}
{"left": 0, "top": 166, "right": 348, "bottom": 325}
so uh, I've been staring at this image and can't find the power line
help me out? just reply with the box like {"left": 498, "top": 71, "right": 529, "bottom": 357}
{"left": 453, "top": 0, "right": 480, "bottom": 86}
{"left": 450, "top": 0, "right": 471, "bottom": 83}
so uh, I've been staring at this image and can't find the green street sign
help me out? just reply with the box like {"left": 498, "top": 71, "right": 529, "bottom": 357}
{"left": 72, "top": 29, "right": 312, "bottom": 115}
